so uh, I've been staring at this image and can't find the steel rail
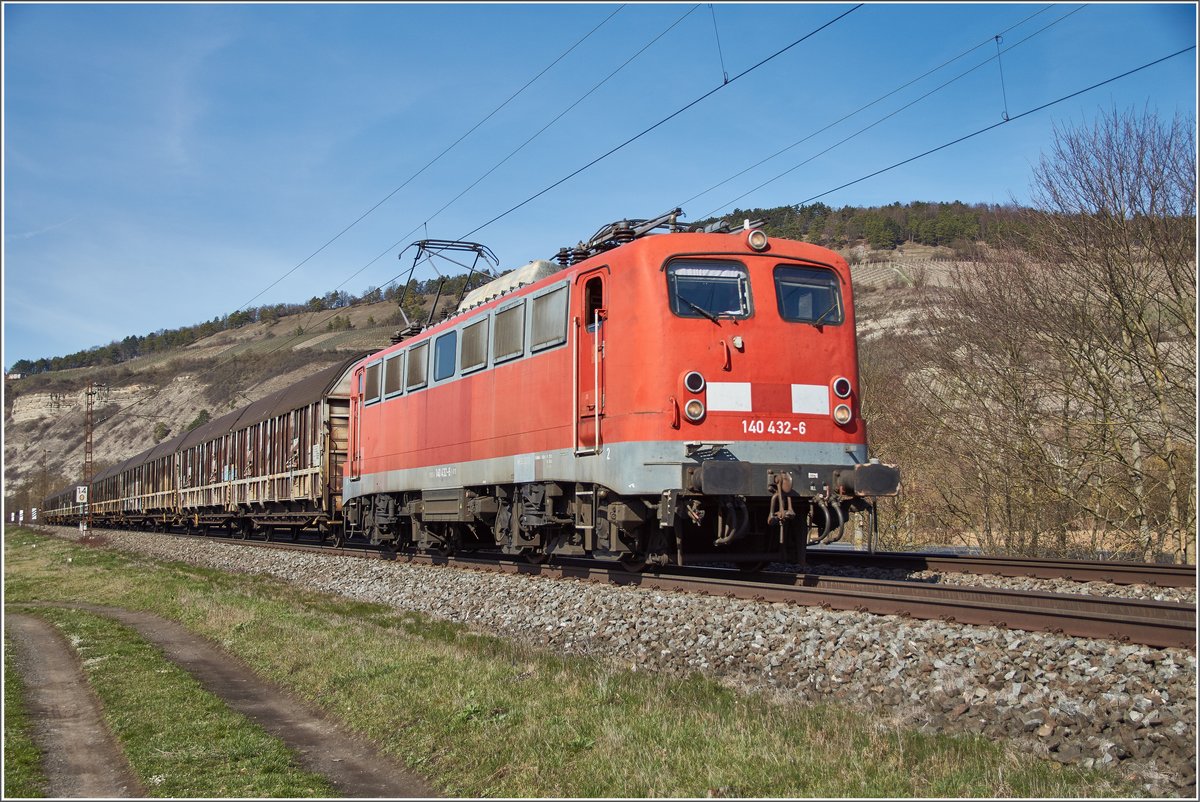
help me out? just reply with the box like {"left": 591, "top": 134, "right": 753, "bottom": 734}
{"left": 49, "top": 526, "right": 1196, "bottom": 649}
{"left": 804, "top": 549, "right": 1197, "bottom": 589}
{"left": 450, "top": 557, "right": 1196, "bottom": 650}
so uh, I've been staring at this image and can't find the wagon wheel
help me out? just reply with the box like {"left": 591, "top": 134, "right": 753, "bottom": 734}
{"left": 289, "top": 525, "right": 301, "bottom": 542}
{"left": 236, "top": 519, "right": 252, "bottom": 540}
{"left": 735, "top": 560, "right": 769, "bottom": 573}
{"left": 264, "top": 527, "right": 275, "bottom": 542}
{"left": 331, "top": 527, "right": 346, "bottom": 548}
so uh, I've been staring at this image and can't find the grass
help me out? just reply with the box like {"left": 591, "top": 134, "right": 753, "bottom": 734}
{"left": 3, "top": 631, "right": 47, "bottom": 799}
{"left": 3, "top": 526, "right": 1143, "bottom": 798}
{"left": 23, "top": 607, "right": 337, "bottom": 798}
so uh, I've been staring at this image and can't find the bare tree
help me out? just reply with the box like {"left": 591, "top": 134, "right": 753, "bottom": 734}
{"left": 863, "top": 107, "right": 1196, "bottom": 561}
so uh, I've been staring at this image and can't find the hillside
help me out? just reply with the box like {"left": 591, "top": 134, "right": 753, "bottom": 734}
{"left": 3, "top": 297, "right": 407, "bottom": 504}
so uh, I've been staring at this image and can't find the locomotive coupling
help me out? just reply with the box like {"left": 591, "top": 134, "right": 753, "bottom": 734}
{"left": 767, "top": 471, "right": 796, "bottom": 525}
{"left": 831, "top": 459, "right": 901, "bottom": 497}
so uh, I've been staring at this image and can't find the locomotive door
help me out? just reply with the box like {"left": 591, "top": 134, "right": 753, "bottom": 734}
{"left": 574, "top": 269, "right": 608, "bottom": 454}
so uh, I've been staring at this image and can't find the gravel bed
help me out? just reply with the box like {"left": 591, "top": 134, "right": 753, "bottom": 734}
{"left": 777, "top": 561, "right": 1198, "bottom": 605}
{"left": 42, "top": 527, "right": 1198, "bottom": 796}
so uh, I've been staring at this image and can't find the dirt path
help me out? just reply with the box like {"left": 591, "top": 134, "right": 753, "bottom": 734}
{"left": 12, "top": 601, "right": 437, "bottom": 798}
{"left": 6, "top": 613, "right": 144, "bottom": 798}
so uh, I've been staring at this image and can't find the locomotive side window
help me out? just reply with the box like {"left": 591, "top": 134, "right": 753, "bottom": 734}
{"left": 667, "top": 260, "right": 751, "bottom": 319}
{"left": 531, "top": 285, "right": 568, "bottom": 351}
{"left": 461, "top": 318, "right": 489, "bottom": 374}
{"left": 774, "top": 265, "right": 843, "bottom": 325}
{"left": 434, "top": 331, "right": 458, "bottom": 382}
{"left": 584, "top": 276, "right": 604, "bottom": 331}
{"left": 364, "top": 361, "right": 382, "bottom": 404}
{"left": 383, "top": 353, "right": 403, "bottom": 397}
{"left": 493, "top": 301, "right": 525, "bottom": 363}
{"left": 406, "top": 341, "right": 429, "bottom": 391}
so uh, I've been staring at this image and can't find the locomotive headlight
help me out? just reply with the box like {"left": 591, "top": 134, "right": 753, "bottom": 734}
{"left": 684, "top": 371, "right": 706, "bottom": 394}
{"left": 832, "top": 376, "right": 852, "bottom": 398}
{"left": 833, "top": 403, "right": 853, "bottom": 425}
{"left": 684, "top": 399, "right": 706, "bottom": 422}
{"left": 747, "top": 228, "right": 769, "bottom": 251}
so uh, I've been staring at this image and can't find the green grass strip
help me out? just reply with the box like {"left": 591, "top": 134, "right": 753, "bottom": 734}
{"left": 4, "top": 527, "right": 1141, "bottom": 797}
{"left": 24, "top": 607, "right": 337, "bottom": 798}
{"left": 4, "top": 631, "right": 48, "bottom": 798}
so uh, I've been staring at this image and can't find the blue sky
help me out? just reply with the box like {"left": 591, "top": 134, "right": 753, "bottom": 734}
{"left": 3, "top": 2, "right": 1196, "bottom": 369}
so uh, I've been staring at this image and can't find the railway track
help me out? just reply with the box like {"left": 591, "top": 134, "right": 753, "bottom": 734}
{"left": 804, "top": 548, "right": 1196, "bottom": 588}
{"left": 52, "top": 526, "right": 1197, "bottom": 650}
{"left": 442, "top": 555, "right": 1196, "bottom": 650}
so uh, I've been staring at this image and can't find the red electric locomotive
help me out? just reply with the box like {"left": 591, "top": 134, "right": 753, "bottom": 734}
{"left": 343, "top": 209, "right": 899, "bottom": 569}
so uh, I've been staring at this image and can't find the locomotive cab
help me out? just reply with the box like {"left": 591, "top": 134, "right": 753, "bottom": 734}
{"left": 580, "top": 223, "right": 899, "bottom": 569}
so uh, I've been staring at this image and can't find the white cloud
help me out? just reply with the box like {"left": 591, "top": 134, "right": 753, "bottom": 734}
{"left": 4, "top": 217, "right": 77, "bottom": 242}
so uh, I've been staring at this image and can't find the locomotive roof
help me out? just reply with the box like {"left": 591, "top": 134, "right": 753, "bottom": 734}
{"left": 457, "top": 259, "right": 560, "bottom": 313}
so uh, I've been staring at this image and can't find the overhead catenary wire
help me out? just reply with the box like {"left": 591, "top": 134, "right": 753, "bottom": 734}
{"left": 229, "top": 5, "right": 626, "bottom": 316}
{"left": 718, "top": 45, "right": 1197, "bottom": 217}
{"left": 696, "top": 4, "right": 1085, "bottom": 218}
{"left": 85, "top": 8, "right": 630, "bottom": 425}
{"left": 252, "top": 3, "right": 861, "bottom": 331}
{"left": 708, "top": 4, "right": 730, "bottom": 84}
{"left": 454, "top": 3, "right": 865, "bottom": 243}
{"left": 375, "top": 4, "right": 705, "bottom": 272}
{"left": 679, "top": 3, "right": 1061, "bottom": 211}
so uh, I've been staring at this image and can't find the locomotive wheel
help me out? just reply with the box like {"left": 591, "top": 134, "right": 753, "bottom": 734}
{"left": 521, "top": 548, "right": 548, "bottom": 566}
{"left": 618, "top": 553, "right": 648, "bottom": 573}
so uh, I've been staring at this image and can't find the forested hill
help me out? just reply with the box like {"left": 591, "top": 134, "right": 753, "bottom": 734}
{"left": 11, "top": 199, "right": 1019, "bottom": 377}
{"left": 702, "top": 199, "right": 1023, "bottom": 254}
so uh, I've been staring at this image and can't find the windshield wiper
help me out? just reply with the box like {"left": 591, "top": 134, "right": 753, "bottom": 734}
{"left": 810, "top": 301, "right": 838, "bottom": 327}
{"left": 681, "top": 297, "right": 721, "bottom": 325}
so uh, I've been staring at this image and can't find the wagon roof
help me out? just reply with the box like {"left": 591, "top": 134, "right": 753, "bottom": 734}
{"left": 146, "top": 429, "right": 189, "bottom": 463}
{"left": 94, "top": 449, "right": 150, "bottom": 482}
{"left": 228, "top": 355, "right": 364, "bottom": 431}
{"left": 45, "top": 484, "right": 76, "bottom": 504}
{"left": 173, "top": 354, "right": 364, "bottom": 448}
{"left": 178, "top": 406, "right": 243, "bottom": 451}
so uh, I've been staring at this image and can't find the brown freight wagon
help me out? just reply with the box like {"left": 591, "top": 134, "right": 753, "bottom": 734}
{"left": 44, "top": 355, "right": 360, "bottom": 540}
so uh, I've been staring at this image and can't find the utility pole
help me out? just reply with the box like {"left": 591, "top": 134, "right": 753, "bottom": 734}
{"left": 40, "top": 448, "right": 50, "bottom": 508}
{"left": 83, "top": 382, "right": 107, "bottom": 531}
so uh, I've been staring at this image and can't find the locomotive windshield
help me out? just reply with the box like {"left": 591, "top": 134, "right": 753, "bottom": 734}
{"left": 667, "top": 260, "right": 751, "bottom": 320}
{"left": 774, "top": 265, "right": 843, "bottom": 325}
